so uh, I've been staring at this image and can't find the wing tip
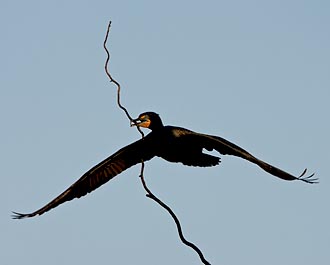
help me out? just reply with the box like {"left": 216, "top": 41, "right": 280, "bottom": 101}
{"left": 11, "top": 211, "right": 36, "bottom": 220}
{"left": 297, "top": 168, "right": 318, "bottom": 184}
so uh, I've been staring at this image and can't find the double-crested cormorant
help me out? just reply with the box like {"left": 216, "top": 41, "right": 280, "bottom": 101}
{"left": 12, "top": 112, "right": 316, "bottom": 219}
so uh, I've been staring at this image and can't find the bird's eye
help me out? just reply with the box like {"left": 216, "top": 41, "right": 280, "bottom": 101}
{"left": 140, "top": 115, "right": 146, "bottom": 120}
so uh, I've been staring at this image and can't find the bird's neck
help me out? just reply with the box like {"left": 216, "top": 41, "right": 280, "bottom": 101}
{"left": 150, "top": 120, "right": 164, "bottom": 131}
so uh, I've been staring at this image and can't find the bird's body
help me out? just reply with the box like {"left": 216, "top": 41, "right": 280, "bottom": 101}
{"left": 146, "top": 126, "right": 221, "bottom": 167}
{"left": 12, "top": 112, "right": 316, "bottom": 219}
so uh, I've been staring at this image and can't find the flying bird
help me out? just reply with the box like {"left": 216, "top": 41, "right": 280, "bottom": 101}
{"left": 12, "top": 112, "right": 317, "bottom": 219}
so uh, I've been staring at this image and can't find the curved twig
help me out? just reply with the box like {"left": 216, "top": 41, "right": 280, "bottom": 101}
{"left": 139, "top": 162, "right": 211, "bottom": 265}
{"left": 103, "top": 21, "right": 211, "bottom": 265}
{"left": 103, "top": 21, "right": 144, "bottom": 137}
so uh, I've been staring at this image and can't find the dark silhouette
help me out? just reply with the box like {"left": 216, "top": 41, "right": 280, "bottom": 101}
{"left": 12, "top": 111, "right": 316, "bottom": 219}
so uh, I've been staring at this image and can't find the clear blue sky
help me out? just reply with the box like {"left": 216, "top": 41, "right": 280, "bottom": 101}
{"left": 1, "top": 1, "right": 329, "bottom": 264}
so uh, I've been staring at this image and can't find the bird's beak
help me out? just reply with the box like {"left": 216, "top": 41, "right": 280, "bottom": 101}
{"left": 131, "top": 116, "right": 151, "bottom": 128}
{"left": 130, "top": 118, "right": 141, "bottom": 127}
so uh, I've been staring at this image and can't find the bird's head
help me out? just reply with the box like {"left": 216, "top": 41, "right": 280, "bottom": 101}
{"left": 131, "top": 112, "right": 163, "bottom": 131}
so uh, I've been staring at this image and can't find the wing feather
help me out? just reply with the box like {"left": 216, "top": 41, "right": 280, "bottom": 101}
{"left": 12, "top": 136, "right": 156, "bottom": 219}
{"left": 180, "top": 131, "right": 317, "bottom": 183}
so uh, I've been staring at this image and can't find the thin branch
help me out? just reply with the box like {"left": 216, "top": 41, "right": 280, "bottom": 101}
{"left": 103, "top": 21, "right": 211, "bottom": 265}
{"left": 103, "top": 22, "right": 130, "bottom": 120}
{"left": 139, "top": 162, "right": 211, "bottom": 265}
{"left": 103, "top": 21, "right": 144, "bottom": 136}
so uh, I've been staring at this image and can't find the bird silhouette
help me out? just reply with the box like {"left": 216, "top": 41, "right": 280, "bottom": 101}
{"left": 12, "top": 112, "right": 316, "bottom": 219}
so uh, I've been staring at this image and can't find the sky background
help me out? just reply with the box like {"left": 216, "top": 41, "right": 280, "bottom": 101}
{"left": 1, "top": 1, "right": 329, "bottom": 264}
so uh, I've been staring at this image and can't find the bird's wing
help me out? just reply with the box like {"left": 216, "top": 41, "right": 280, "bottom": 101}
{"left": 180, "top": 131, "right": 317, "bottom": 184}
{"left": 12, "top": 136, "right": 156, "bottom": 219}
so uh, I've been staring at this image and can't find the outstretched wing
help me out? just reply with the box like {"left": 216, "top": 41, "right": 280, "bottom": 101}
{"left": 12, "top": 136, "right": 156, "bottom": 219}
{"left": 180, "top": 130, "right": 317, "bottom": 184}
